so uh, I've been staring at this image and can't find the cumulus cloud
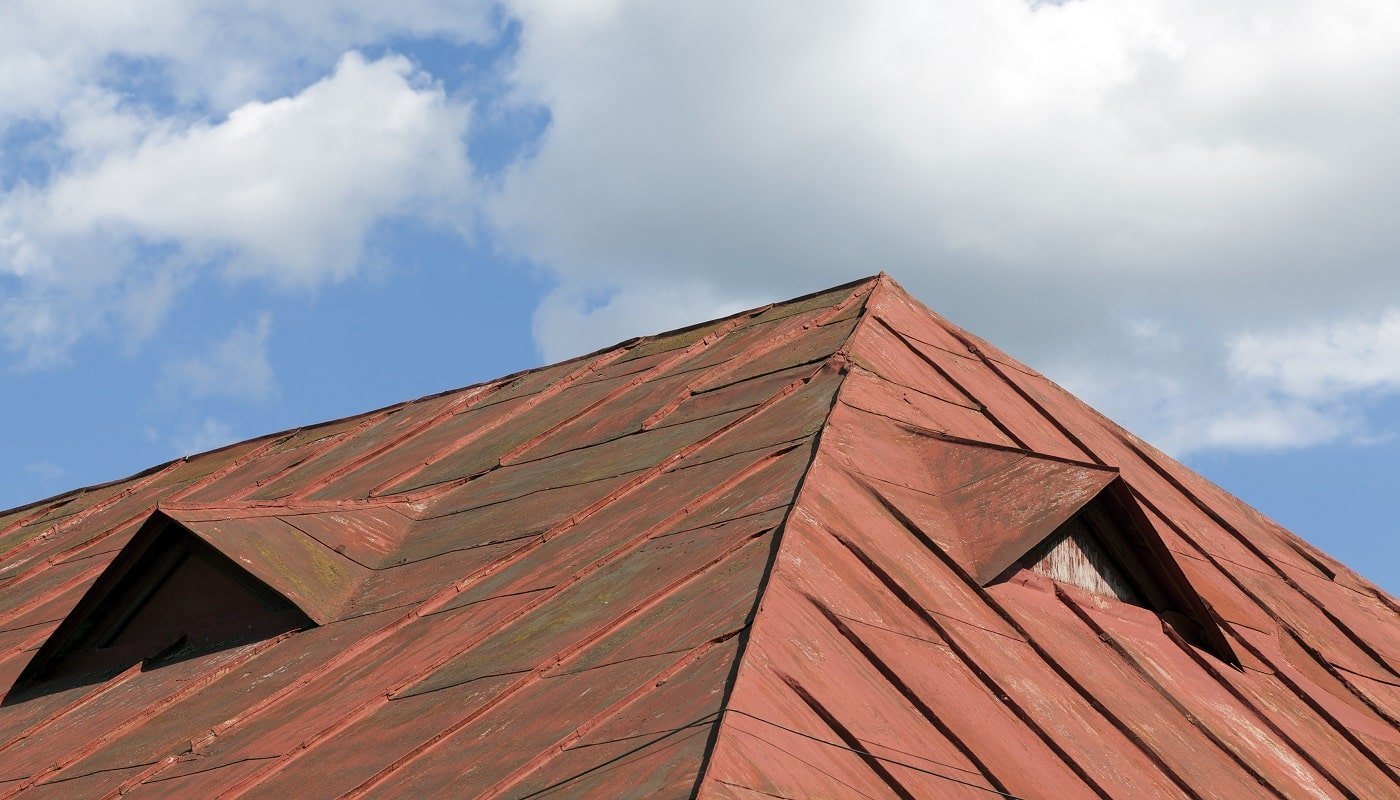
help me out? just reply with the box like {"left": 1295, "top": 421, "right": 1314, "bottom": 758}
{"left": 1229, "top": 310, "right": 1400, "bottom": 401}
{"left": 491, "top": 0, "right": 1400, "bottom": 454}
{"left": 1, "top": 52, "right": 473, "bottom": 365}
{"left": 0, "top": 1, "right": 492, "bottom": 120}
{"left": 163, "top": 313, "right": 278, "bottom": 403}
{"left": 42, "top": 52, "right": 471, "bottom": 286}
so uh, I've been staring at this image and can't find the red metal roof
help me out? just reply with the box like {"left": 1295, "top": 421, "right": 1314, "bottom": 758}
{"left": 0, "top": 275, "right": 1395, "bottom": 799}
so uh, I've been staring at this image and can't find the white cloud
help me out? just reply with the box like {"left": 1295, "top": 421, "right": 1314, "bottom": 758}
{"left": 1, "top": 52, "right": 473, "bottom": 365}
{"left": 1229, "top": 309, "right": 1400, "bottom": 400}
{"left": 163, "top": 313, "right": 278, "bottom": 403}
{"left": 0, "top": 2, "right": 493, "bottom": 121}
{"left": 490, "top": 0, "right": 1400, "bottom": 453}
{"left": 43, "top": 52, "right": 472, "bottom": 286}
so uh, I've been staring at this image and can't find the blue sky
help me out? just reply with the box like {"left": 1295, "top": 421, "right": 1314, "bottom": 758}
{"left": 1, "top": 2, "right": 1396, "bottom": 592}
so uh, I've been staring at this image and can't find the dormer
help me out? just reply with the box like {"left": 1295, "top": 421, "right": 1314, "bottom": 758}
{"left": 9, "top": 512, "right": 314, "bottom": 697}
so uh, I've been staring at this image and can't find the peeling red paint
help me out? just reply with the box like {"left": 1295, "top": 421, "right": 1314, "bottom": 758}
{"left": 0, "top": 275, "right": 1394, "bottom": 799}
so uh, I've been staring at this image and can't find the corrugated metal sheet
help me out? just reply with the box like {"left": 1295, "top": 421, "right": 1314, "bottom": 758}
{"left": 0, "top": 275, "right": 1395, "bottom": 799}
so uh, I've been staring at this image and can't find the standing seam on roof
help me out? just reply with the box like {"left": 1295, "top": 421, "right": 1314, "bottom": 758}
{"left": 222, "top": 446, "right": 803, "bottom": 799}
{"left": 192, "top": 371, "right": 828, "bottom": 798}
{"left": 497, "top": 311, "right": 763, "bottom": 465}
{"left": 688, "top": 286, "right": 877, "bottom": 798}
{"left": 641, "top": 304, "right": 856, "bottom": 432}
{"left": 931, "top": 321, "right": 1104, "bottom": 466}
{"left": 471, "top": 631, "right": 744, "bottom": 800}
{"left": 224, "top": 411, "right": 395, "bottom": 503}
{"left": 826, "top": 523, "right": 1120, "bottom": 800}
{"left": 1128, "top": 486, "right": 1400, "bottom": 783}
{"left": 1220, "top": 624, "right": 1400, "bottom": 786}
{"left": 281, "top": 394, "right": 499, "bottom": 501}
{"left": 860, "top": 482, "right": 1209, "bottom": 799}
{"left": 1160, "top": 619, "right": 1366, "bottom": 799}
{"left": 804, "top": 594, "right": 1017, "bottom": 797}
{"left": 1052, "top": 588, "right": 1294, "bottom": 800}
{"left": 366, "top": 345, "right": 636, "bottom": 496}
{"left": 1115, "top": 433, "right": 1400, "bottom": 683}
{"left": 0, "top": 455, "right": 197, "bottom": 592}
{"left": 776, "top": 674, "right": 920, "bottom": 800}
{"left": 0, "top": 663, "right": 143, "bottom": 756}
{"left": 1, "top": 632, "right": 295, "bottom": 798}
{"left": 868, "top": 316, "right": 1030, "bottom": 451}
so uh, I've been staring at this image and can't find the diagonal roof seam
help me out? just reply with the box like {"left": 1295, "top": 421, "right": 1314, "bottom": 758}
{"left": 208, "top": 442, "right": 814, "bottom": 798}
{"left": 1114, "top": 431, "right": 1400, "bottom": 682}
{"left": 1125, "top": 481, "right": 1400, "bottom": 743}
{"left": 865, "top": 314, "right": 1029, "bottom": 450}
{"left": 1050, "top": 586, "right": 1298, "bottom": 799}
{"left": 688, "top": 280, "right": 880, "bottom": 796}
{"left": 845, "top": 480, "right": 1196, "bottom": 798}
{"left": 0, "top": 275, "right": 884, "bottom": 529}
{"left": 112, "top": 354, "right": 839, "bottom": 794}
{"left": 470, "top": 630, "right": 748, "bottom": 800}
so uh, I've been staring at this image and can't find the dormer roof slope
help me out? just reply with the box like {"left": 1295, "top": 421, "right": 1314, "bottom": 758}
{"left": 0, "top": 275, "right": 1394, "bottom": 799}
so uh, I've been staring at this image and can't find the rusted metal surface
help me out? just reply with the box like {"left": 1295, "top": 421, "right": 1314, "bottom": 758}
{"left": 0, "top": 274, "right": 1394, "bottom": 798}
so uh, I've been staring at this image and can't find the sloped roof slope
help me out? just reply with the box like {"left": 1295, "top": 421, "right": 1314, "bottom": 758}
{"left": 0, "top": 275, "right": 1395, "bottom": 799}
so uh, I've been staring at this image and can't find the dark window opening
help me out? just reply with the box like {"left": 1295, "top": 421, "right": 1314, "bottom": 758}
{"left": 996, "top": 483, "right": 1238, "bottom": 666}
{"left": 7, "top": 519, "right": 312, "bottom": 702}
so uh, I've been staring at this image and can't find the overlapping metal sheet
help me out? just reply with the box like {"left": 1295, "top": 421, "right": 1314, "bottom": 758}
{"left": 0, "top": 275, "right": 1394, "bottom": 798}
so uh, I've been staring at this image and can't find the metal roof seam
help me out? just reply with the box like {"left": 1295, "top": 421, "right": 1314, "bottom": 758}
{"left": 689, "top": 301, "right": 870, "bottom": 798}
{"left": 803, "top": 593, "right": 1016, "bottom": 797}
{"left": 1051, "top": 587, "right": 1294, "bottom": 800}
{"left": 0, "top": 561, "right": 105, "bottom": 633}
{"left": 229, "top": 497, "right": 781, "bottom": 796}
{"left": 720, "top": 725, "right": 886, "bottom": 800}
{"left": 930, "top": 318, "right": 1105, "bottom": 467}
{"left": 1116, "top": 432, "right": 1400, "bottom": 682}
{"left": 470, "top": 631, "right": 745, "bottom": 800}
{"left": 188, "top": 442, "right": 809, "bottom": 797}
{"left": 867, "top": 314, "right": 1027, "bottom": 449}
{"left": 0, "top": 632, "right": 292, "bottom": 798}
{"left": 0, "top": 663, "right": 142, "bottom": 756}
{"left": 278, "top": 393, "right": 497, "bottom": 502}
{"left": 849, "top": 482, "right": 1159, "bottom": 799}
{"left": 498, "top": 308, "right": 762, "bottom": 465}
{"left": 1160, "top": 619, "right": 1365, "bottom": 799}
{"left": 1221, "top": 625, "right": 1400, "bottom": 784}
{"left": 224, "top": 411, "right": 394, "bottom": 503}
{"left": 774, "top": 672, "right": 921, "bottom": 800}
{"left": 365, "top": 345, "right": 637, "bottom": 497}
{"left": 0, "top": 457, "right": 188, "bottom": 577}
{"left": 641, "top": 312, "right": 853, "bottom": 433}
{"left": 1129, "top": 484, "right": 1400, "bottom": 744}
{"left": 823, "top": 526, "right": 1120, "bottom": 800}
{"left": 832, "top": 405, "right": 1115, "bottom": 475}
{"left": 844, "top": 361, "right": 984, "bottom": 413}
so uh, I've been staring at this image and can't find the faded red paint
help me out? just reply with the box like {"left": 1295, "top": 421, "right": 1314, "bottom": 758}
{"left": 0, "top": 275, "right": 1394, "bottom": 799}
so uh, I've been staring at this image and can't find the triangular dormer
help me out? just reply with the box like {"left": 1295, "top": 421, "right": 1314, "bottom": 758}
{"left": 993, "top": 479, "right": 1238, "bottom": 664}
{"left": 7, "top": 512, "right": 314, "bottom": 699}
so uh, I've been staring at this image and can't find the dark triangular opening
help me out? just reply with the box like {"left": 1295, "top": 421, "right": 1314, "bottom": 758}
{"left": 6, "top": 514, "right": 313, "bottom": 703}
{"left": 995, "top": 480, "right": 1238, "bottom": 665}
